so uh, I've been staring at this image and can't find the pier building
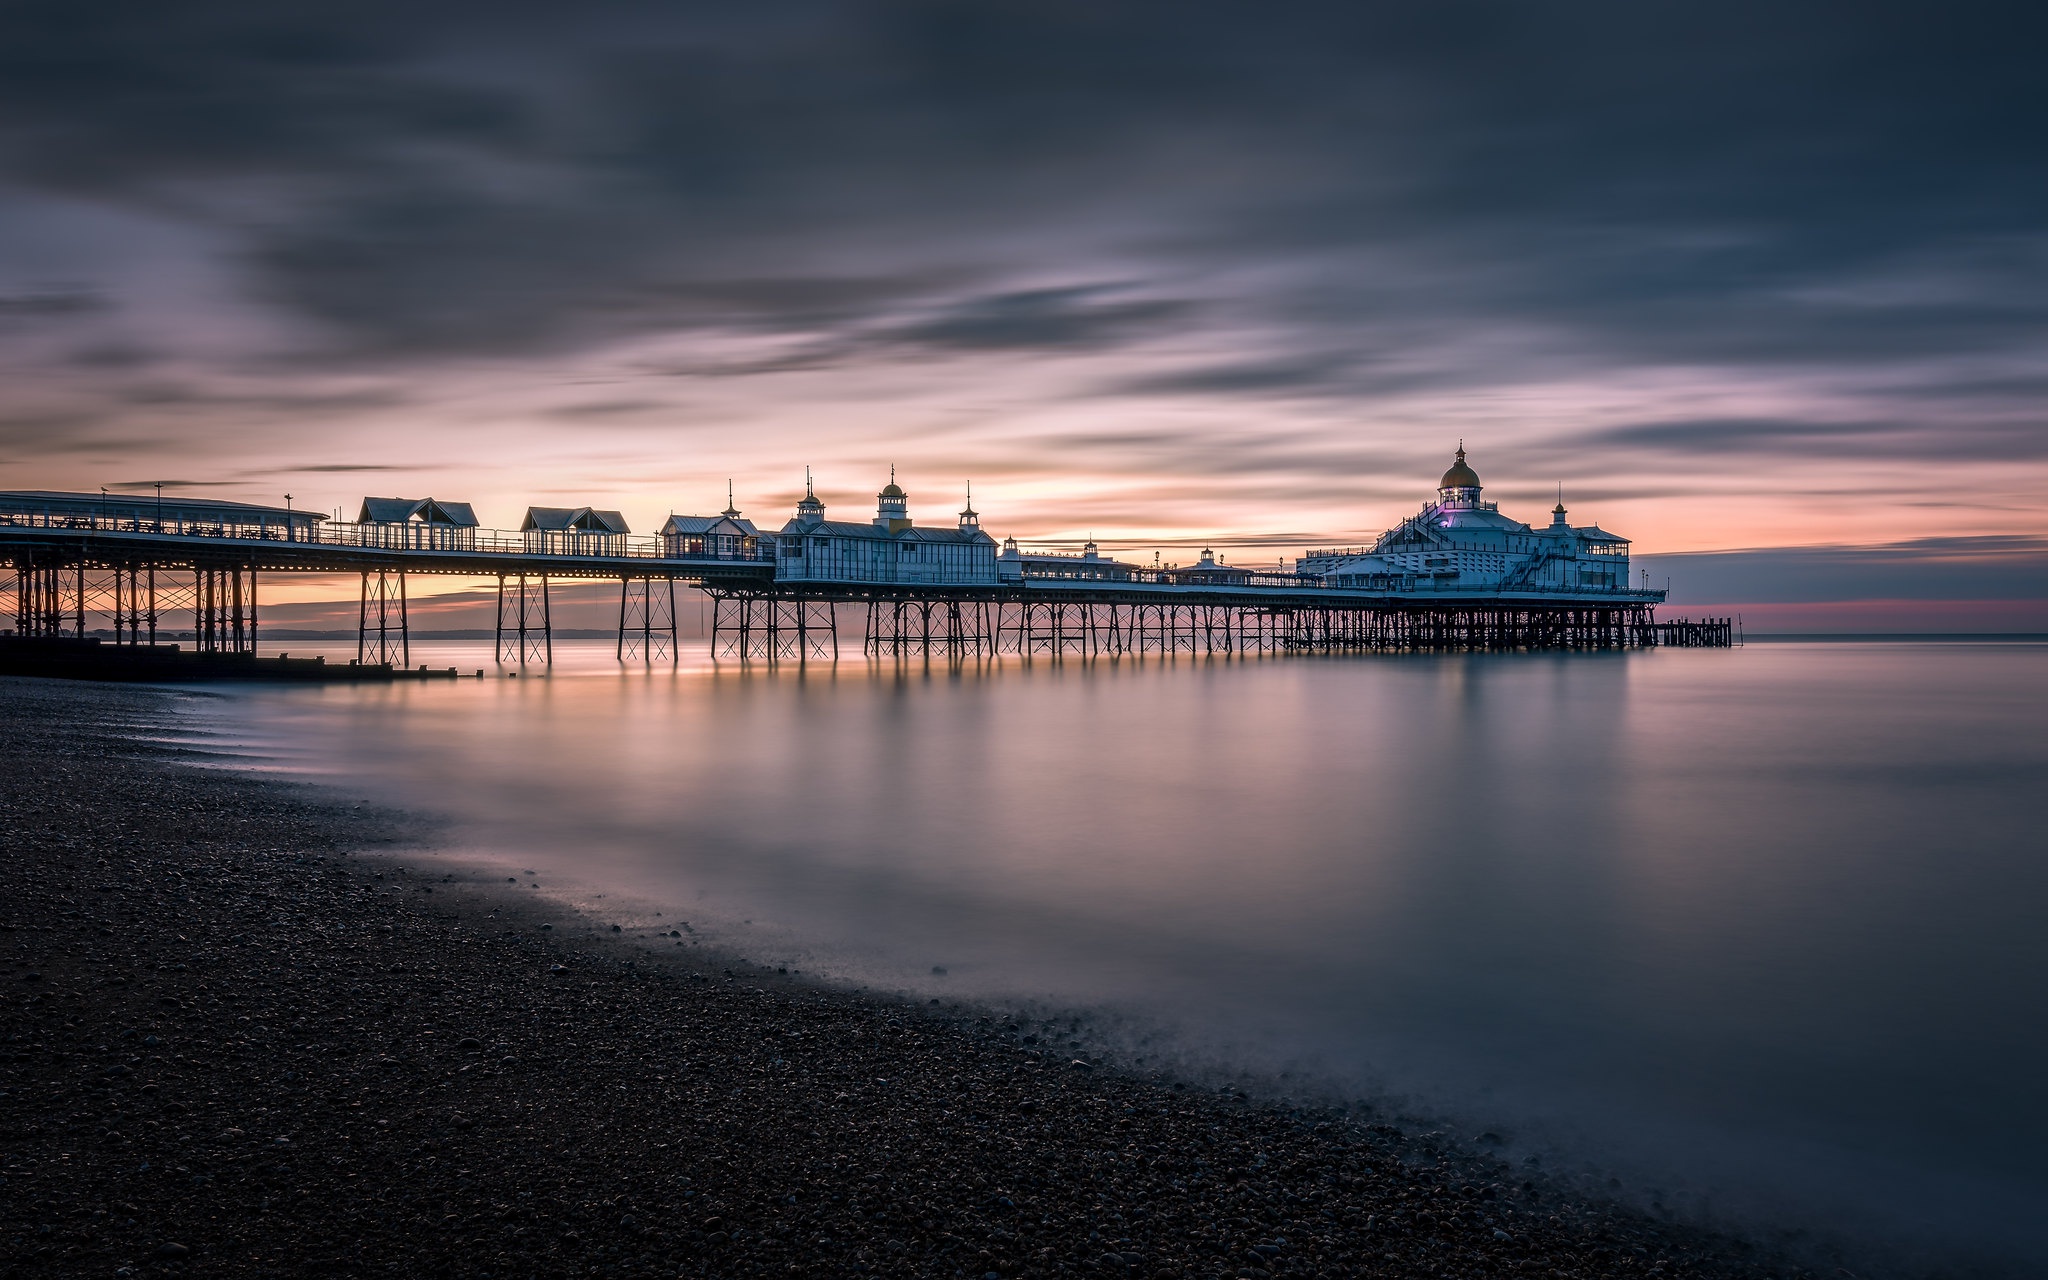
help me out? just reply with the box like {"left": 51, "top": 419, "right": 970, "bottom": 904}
{"left": 0, "top": 490, "right": 321, "bottom": 540}
{"left": 997, "top": 538, "right": 1140, "bottom": 582}
{"left": 520, "top": 506, "right": 631, "bottom": 556}
{"left": 1166, "top": 548, "right": 1255, "bottom": 587}
{"left": 357, "top": 497, "right": 479, "bottom": 551}
{"left": 774, "top": 473, "right": 999, "bottom": 585}
{"left": 659, "top": 489, "right": 766, "bottom": 562}
{"left": 1298, "top": 447, "right": 1639, "bottom": 595}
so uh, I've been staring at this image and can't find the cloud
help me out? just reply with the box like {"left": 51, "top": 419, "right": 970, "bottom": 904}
{"left": 1109, "top": 353, "right": 1364, "bottom": 398}
{"left": 107, "top": 478, "right": 246, "bottom": 491}
{"left": 0, "top": 0, "right": 2043, "bottom": 554}
{"left": 877, "top": 287, "right": 1192, "bottom": 353}
{"left": 0, "top": 286, "right": 107, "bottom": 318}
{"left": 1559, "top": 417, "right": 2048, "bottom": 464}
{"left": 1642, "top": 535, "right": 2048, "bottom": 604}
{"left": 3, "top": 0, "right": 2037, "bottom": 372}
{"left": 274, "top": 463, "right": 411, "bottom": 473}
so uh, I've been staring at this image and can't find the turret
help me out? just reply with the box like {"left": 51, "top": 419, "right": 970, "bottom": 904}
{"left": 875, "top": 467, "right": 912, "bottom": 533}
{"left": 958, "top": 482, "right": 980, "bottom": 534}
{"left": 794, "top": 470, "right": 825, "bottom": 526}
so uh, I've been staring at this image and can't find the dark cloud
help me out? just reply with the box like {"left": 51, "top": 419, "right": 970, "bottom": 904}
{"left": 1556, "top": 417, "right": 2048, "bottom": 464}
{"left": 1643, "top": 535, "right": 2048, "bottom": 604}
{"left": 545, "top": 400, "right": 667, "bottom": 419}
{"left": 0, "top": 0, "right": 2044, "bottom": 515}
{"left": 1109, "top": 354, "right": 1371, "bottom": 398}
{"left": 281, "top": 464, "right": 411, "bottom": 473}
{"left": 0, "top": 287, "right": 107, "bottom": 318}
{"left": 879, "top": 287, "right": 1192, "bottom": 352}
{"left": 107, "top": 478, "right": 247, "bottom": 491}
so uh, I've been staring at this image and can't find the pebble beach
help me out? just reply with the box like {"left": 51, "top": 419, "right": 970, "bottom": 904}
{"left": 0, "top": 676, "right": 1823, "bottom": 1279}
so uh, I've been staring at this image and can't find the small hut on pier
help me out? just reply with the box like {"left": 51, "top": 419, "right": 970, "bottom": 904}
{"left": 356, "top": 497, "right": 480, "bottom": 550}
{"left": 659, "top": 489, "right": 764, "bottom": 560}
{"left": 521, "top": 506, "right": 631, "bottom": 556}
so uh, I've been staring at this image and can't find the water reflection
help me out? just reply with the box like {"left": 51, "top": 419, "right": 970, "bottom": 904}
{"left": 206, "top": 640, "right": 2048, "bottom": 1270}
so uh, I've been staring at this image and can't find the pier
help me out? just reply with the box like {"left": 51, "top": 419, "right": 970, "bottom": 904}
{"left": 1, "top": 487, "right": 1734, "bottom": 670}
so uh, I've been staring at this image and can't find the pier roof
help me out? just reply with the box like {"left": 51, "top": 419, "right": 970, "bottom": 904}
{"left": 358, "top": 497, "right": 479, "bottom": 526}
{"left": 783, "top": 517, "right": 993, "bottom": 544}
{"left": 660, "top": 513, "right": 760, "bottom": 536}
{"left": 0, "top": 490, "right": 321, "bottom": 523}
{"left": 521, "top": 506, "right": 630, "bottom": 534}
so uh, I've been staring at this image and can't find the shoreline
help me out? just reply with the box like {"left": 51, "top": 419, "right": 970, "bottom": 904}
{"left": 2, "top": 676, "right": 1861, "bottom": 1278}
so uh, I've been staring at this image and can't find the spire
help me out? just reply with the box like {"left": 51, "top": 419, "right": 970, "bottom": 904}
{"left": 795, "top": 467, "right": 825, "bottom": 523}
{"left": 958, "top": 481, "right": 980, "bottom": 531}
{"left": 722, "top": 479, "right": 740, "bottom": 520}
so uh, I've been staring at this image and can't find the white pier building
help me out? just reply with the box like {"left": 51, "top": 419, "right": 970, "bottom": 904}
{"left": 1298, "top": 447, "right": 1640, "bottom": 596}
{"left": 775, "top": 473, "right": 999, "bottom": 585}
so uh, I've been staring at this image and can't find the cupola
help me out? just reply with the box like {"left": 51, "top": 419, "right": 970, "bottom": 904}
{"left": 794, "top": 470, "right": 825, "bottom": 525}
{"left": 875, "top": 467, "right": 912, "bottom": 532}
{"left": 958, "top": 482, "right": 980, "bottom": 533}
{"left": 1438, "top": 443, "right": 1482, "bottom": 508}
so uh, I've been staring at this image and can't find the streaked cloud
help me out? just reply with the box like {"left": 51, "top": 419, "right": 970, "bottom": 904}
{"left": 0, "top": 0, "right": 2041, "bottom": 620}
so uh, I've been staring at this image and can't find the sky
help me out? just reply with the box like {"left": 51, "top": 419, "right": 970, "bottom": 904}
{"left": 2, "top": 1, "right": 2044, "bottom": 628}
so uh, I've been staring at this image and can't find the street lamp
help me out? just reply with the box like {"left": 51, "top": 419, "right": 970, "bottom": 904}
{"left": 154, "top": 482, "right": 163, "bottom": 532}
{"left": 284, "top": 493, "right": 294, "bottom": 542}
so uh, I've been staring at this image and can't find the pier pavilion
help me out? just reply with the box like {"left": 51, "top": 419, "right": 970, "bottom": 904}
{"left": 773, "top": 473, "right": 1000, "bottom": 586}
{"left": 357, "top": 498, "right": 479, "bottom": 551}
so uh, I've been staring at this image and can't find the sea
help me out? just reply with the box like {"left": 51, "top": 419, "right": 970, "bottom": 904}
{"left": 167, "top": 637, "right": 2048, "bottom": 1274}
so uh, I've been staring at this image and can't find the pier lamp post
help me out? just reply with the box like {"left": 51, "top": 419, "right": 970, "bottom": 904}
{"left": 284, "top": 494, "right": 293, "bottom": 542}
{"left": 99, "top": 486, "right": 107, "bottom": 529}
{"left": 154, "top": 482, "right": 163, "bottom": 533}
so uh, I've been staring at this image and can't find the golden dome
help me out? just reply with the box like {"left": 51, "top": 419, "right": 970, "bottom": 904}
{"left": 1439, "top": 445, "right": 1480, "bottom": 491}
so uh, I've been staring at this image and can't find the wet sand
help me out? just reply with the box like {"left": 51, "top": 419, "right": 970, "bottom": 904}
{"left": 0, "top": 676, "right": 1817, "bottom": 1278}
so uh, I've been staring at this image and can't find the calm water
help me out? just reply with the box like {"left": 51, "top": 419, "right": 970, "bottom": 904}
{"left": 185, "top": 640, "right": 2047, "bottom": 1271}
